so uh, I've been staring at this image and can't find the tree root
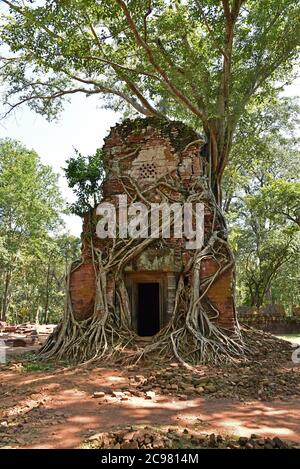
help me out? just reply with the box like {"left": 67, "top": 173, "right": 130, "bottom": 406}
{"left": 38, "top": 175, "right": 250, "bottom": 366}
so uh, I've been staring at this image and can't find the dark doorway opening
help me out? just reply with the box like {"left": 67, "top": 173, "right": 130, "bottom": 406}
{"left": 137, "top": 283, "right": 160, "bottom": 336}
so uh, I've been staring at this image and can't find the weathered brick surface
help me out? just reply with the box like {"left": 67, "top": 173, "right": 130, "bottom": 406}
{"left": 70, "top": 118, "right": 236, "bottom": 330}
{"left": 200, "top": 258, "right": 235, "bottom": 330}
{"left": 69, "top": 263, "right": 96, "bottom": 321}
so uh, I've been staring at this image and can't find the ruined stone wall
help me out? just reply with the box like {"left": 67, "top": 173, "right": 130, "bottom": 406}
{"left": 69, "top": 118, "right": 236, "bottom": 330}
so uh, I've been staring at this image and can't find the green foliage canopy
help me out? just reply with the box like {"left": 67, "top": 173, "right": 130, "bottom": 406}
{"left": 64, "top": 148, "right": 104, "bottom": 215}
{"left": 0, "top": 139, "right": 80, "bottom": 323}
{"left": 1, "top": 0, "right": 299, "bottom": 201}
{"left": 224, "top": 97, "right": 300, "bottom": 310}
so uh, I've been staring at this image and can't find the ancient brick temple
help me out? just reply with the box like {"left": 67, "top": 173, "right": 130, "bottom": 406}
{"left": 69, "top": 118, "right": 236, "bottom": 337}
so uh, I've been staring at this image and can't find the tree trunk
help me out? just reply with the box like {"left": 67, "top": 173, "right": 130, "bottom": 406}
{"left": 206, "top": 125, "right": 233, "bottom": 206}
{"left": 249, "top": 283, "right": 266, "bottom": 310}
{"left": 35, "top": 306, "right": 41, "bottom": 325}
{"left": 44, "top": 258, "right": 52, "bottom": 324}
{"left": 1, "top": 269, "right": 12, "bottom": 322}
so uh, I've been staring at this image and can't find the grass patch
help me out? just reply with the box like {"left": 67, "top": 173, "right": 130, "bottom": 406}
{"left": 22, "top": 361, "right": 54, "bottom": 372}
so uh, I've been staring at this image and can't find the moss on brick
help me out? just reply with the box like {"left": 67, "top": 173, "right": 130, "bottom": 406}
{"left": 111, "top": 117, "right": 202, "bottom": 154}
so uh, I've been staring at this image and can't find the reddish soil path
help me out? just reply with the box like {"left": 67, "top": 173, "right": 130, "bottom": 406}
{"left": 1, "top": 365, "right": 300, "bottom": 449}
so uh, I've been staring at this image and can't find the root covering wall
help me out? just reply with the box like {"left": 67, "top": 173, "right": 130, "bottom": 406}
{"left": 70, "top": 118, "right": 236, "bottom": 331}
{"left": 39, "top": 118, "right": 242, "bottom": 365}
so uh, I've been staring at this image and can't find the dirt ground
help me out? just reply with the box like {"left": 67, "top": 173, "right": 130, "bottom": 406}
{"left": 1, "top": 340, "right": 300, "bottom": 449}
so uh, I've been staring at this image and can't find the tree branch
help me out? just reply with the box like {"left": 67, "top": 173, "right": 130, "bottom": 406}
{"left": 222, "top": 0, "right": 230, "bottom": 21}
{"left": 85, "top": 17, "right": 163, "bottom": 117}
{"left": 1, "top": 79, "right": 166, "bottom": 120}
{"left": 115, "top": 0, "right": 207, "bottom": 124}
{"left": 195, "top": 0, "right": 227, "bottom": 59}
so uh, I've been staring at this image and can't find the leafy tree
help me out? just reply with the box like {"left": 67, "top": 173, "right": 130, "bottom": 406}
{"left": 224, "top": 98, "right": 300, "bottom": 310}
{"left": 223, "top": 96, "right": 300, "bottom": 213}
{"left": 1, "top": 0, "right": 299, "bottom": 203}
{"left": 1, "top": 1, "right": 299, "bottom": 362}
{"left": 232, "top": 198, "right": 299, "bottom": 308}
{"left": 257, "top": 180, "right": 300, "bottom": 227}
{"left": 64, "top": 148, "right": 104, "bottom": 215}
{"left": 269, "top": 255, "right": 300, "bottom": 312}
{"left": 0, "top": 138, "right": 65, "bottom": 321}
{"left": 3, "top": 233, "right": 81, "bottom": 324}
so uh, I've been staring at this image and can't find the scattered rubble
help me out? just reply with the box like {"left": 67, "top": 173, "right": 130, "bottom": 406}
{"left": 125, "top": 362, "right": 300, "bottom": 402}
{"left": 107, "top": 359, "right": 299, "bottom": 403}
{"left": 0, "top": 323, "right": 56, "bottom": 349}
{"left": 107, "top": 328, "right": 300, "bottom": 402}
{"left": 83, "top": 426, "right": 298, "bottom": 449}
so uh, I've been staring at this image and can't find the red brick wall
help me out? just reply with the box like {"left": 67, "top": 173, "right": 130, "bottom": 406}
{"left": 200, "top": 259, "right": 235, "bottom": 330}
{"left": 69, "top": 264, "right": 96, "bottom": 321}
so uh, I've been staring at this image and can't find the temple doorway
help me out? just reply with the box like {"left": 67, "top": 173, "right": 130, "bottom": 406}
{"left": 137, "top": 283, "right": 160, "bottom": 336}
